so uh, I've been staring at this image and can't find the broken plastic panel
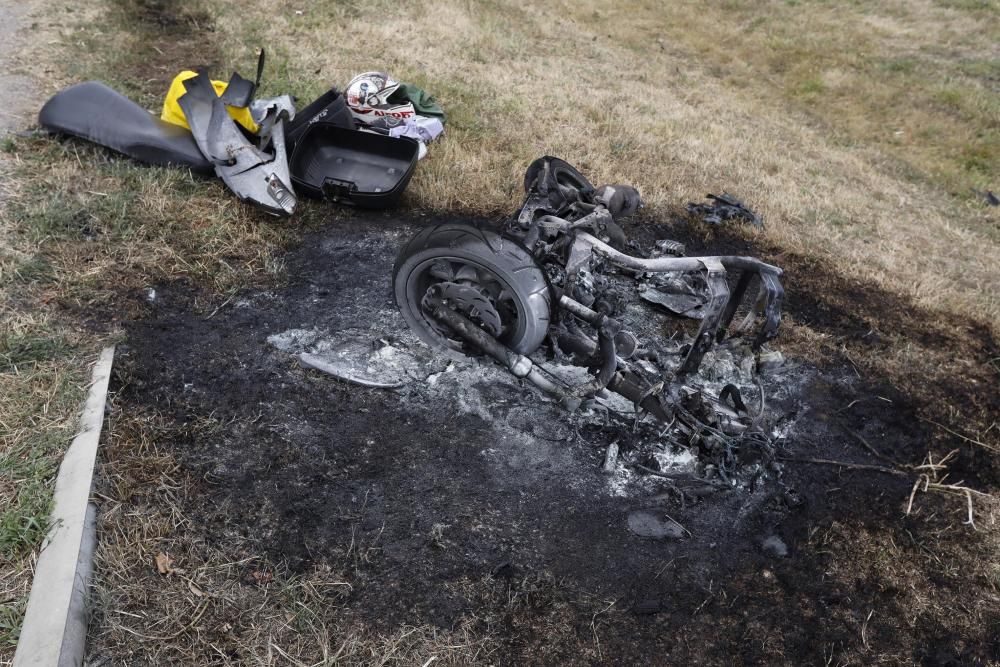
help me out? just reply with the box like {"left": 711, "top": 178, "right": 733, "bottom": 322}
{"left": 178, "top": 72, "right": 297, "bottom": 217}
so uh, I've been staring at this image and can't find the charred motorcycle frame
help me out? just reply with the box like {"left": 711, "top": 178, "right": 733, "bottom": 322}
{"left": 393, "top": 157, "right": 784, "bottom": 426}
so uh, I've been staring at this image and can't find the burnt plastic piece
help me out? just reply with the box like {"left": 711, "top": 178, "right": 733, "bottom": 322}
{"left": 38, "top": 81, "right": 212, "bottom": 173}
{"left": 523, "top": 155, "right": 595, "bottom": 199}
{"left": 754, "top": 272, "right": 784, "bottom": 348}
{"left": 219, "top": 72, "right": 256, "bottom": 108}
{"left": 518, "top": 156, "right": 596, "bottom": 225}
{"left": 687, "top": 193, "right": 764, "bottom": 228}
{"left": 219, "top": 49, "right": 265, "bottom": 108}
{"left": 719, "top": 384, "right": 749, "bottom": 414}
{"left": 595, "top": 184, "right": 642, "bottom": 219}
{"left": 286, "top": 88, "right": 354, "bottom": 150}
{"left": 678, "top": 262, "right": 730, "bottom": 376}
{"left": 289, "top": 123, "right": 419, "bottom": 208}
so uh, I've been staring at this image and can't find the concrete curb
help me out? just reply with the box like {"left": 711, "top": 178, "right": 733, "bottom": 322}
{"left": 13, "top": 347, "right": 115, "bottom": 667}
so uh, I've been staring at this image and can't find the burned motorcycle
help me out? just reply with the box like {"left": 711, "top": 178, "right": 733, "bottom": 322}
{"left": 392, "top": 157, "right": 784, "bottom": 430}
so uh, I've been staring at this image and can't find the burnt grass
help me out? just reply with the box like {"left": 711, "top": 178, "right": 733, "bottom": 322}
{"left": 110, "top": 210, "right": 1000, "bottom": 665}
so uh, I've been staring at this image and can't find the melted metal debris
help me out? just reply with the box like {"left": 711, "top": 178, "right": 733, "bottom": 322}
{"left": 687, "top": 192, "right": 764, "bottom": 227}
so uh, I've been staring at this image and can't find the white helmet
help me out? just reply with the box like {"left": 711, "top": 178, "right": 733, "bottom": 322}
{"left": 345, "top": 72, "right": 400, "bottom": 110}
{"left": 344, "top": 71, "right": 415, "bottom": 123}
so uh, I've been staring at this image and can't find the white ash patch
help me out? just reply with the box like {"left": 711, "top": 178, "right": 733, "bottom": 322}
{"left": 772, "top": 419, "right": 798, "bottom": 440}
{"left": 425, "top": 361, "right": 456, "bottom": 385}
{"left": 423, "top": 361, "right": 583, "bottom": 486}
{"left": 651, "top": 446, "right": 697, "bottom": 473}
{"left": 697, "top": 345, "right": 756, "bottom": 384}
{"left": 264, "top": 289, "right": 805, "bottom": 500}
{"left": 268, "top": 327, "right": 434, "bottom": 387}
{"left": 606, "top": 461, "right": 638, "bottom": 497}
{"left": 268, "top": 327, "right": 585, "bottom": 487}
{"left": 267, "top": 327, "right": 323, "bottom": 353}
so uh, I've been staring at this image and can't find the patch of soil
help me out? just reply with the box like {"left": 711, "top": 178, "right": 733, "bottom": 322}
{"left": 109, "top": 0, "right": 222, "bottom": 95}
{"left": 108, "top": 212, "right": 1000, "bottom": 664}
{"left": 115, "top": 0, "right": 213, "bottom": 32}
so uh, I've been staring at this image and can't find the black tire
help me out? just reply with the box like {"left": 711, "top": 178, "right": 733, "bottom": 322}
{"left": 523, "top": 156, "right": 595, "bottom": 197}
{"left": 393, "top": 223, "right": 551, "bottom": 357}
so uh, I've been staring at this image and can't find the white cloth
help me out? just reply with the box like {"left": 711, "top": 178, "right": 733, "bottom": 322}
{"left": 388, "top": 116, "right": 444, "bottom": 143}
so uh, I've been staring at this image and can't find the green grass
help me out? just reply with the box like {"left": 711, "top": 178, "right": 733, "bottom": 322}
{"left": 2, "top": 256, "right": 55, "bottom": 286}
{"left": 795, "top": 75, "right": 827, "bottom": 97}
{"left": 934, "top": 0, "right": 997, "bottom": 9}
{"left": 881, "top": 57, "right": 918, "bottom": 74}
{"left": 0, "top": 468, "right": 55, "bottom": 558}
{"left": 0, "top": 363, "right": 86, "bottom": 551}
{"left": 633, "top": 1, "right": 1000, "bottom": 199}
{"left": 0, "top": 324, "right": 89, "bottom": 640}
{"left": 0, "top": 359, "right": 87, "bottom": 654}
{"left": 0, "top": 601, "right": 25, "bottom": 649}
{"left": 0, "top": 330, "right": 74, "bottom": 372}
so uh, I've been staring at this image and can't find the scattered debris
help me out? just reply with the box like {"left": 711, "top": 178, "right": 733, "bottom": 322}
{"left": 761, "top": 535, "right": 788, "bottom": 557}
{"left": 37, "top": 54, "right": 445, "bottom": 213}
{"left": 653, "top": 239, "right": 686, "bottom": 256}
{"left": 972, "top": 189, "right": 999, "bottom": 206}
{"left": 269, "top": 329, "right": 428, "bottom": 388}
{"left": 38, "top": 81, "right": 212, "bottom": 173}
{"left": 638, "top": 280, "right": 707, "bottom": 319}
{"left": 161, "top": 68, "right": 260, "bottom": 133}
{"left": 288, "top": 123, "right": 419, "bottom": 208}
{"left": 177, "top": 58, "right": 297, "bottom": 216}
{"left": 602, "top": 441, "right": 620, "bottom": 474}
{"left": 627, "top": 510, "right": 686, "bottom": 539}
{"left": 300, "top": 352, "right": 405, "bottom": 389}
{"left": 687, "top": 192, "right": 764, "bottom": 227}
{"left": 650, "top": 447, "right": 698, "bottom": 474}
{"left": 345, "top": 72, "right": 445, "bottom": 156}
{"left": 757, "top": 350, "right": 785, "bottom": 372}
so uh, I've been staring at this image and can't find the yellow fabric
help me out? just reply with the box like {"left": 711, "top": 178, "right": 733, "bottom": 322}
{"left": 161, "top": 70, "right": 259, "bottom": 133}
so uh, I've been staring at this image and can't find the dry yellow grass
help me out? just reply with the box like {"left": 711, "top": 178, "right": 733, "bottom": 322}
{"left": 7, "top": 0, "right": 999, "bottom": 329}
{"left": 1, "top": 0, "right": 999, "bottom": 663}
{"left": 207, "top": 0, "right": 1000, "bottom": 329}
{"left": 0, "top": 1, "right": 99, "bottom": 656}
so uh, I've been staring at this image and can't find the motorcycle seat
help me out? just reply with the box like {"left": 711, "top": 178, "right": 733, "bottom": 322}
{"left": 38, "top": 81, "right": 212, "bottom": 173}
